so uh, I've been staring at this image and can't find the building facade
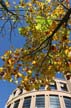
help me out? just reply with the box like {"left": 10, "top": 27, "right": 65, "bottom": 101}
{"left": 6, "top": 73, "right": 71, "bottom": 108}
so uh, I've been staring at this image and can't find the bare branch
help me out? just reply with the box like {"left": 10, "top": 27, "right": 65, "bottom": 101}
{"left": 0, "top": 18, "right": 9, "bottom": 34}
{"left": 57, "top": 0, "right": 69, "bottom": 10}
{"left": 0, "top": 0, "right": 16, "bottom": 16}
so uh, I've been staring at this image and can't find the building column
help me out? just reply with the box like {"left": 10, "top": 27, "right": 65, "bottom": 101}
{"left": 10, "top": 103, "right": 14, "bottom": 108}
{"left": 66, "top": 80, "right": 71, "bottom": 92}
{"left": 59, "top": 96, "right": 65, "bottom": 108}
{"left": 22, "top": 89, "right": 27, "bottom": 94}
{"left": 18, "top": 98, "right": 24, "bottom": 108}
{"left": 30, "top": 96, "right": 35, "bottom": 108}
{"left": 45, "top": 95, "right": 49, "bottom": 108}
{"left": 56, "top": 82, "right": 61, "bottom": 91}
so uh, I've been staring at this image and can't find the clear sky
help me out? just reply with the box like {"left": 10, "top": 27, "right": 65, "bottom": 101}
{"left": 0, "top": 1, "right": 26, "bottom": 107}
{"left": 0, "top": 80, "right": 16, "bottom": 108}
{"left": 0, "top": 30, "right": 25, "bottom": 108}
{"left": 0, "top": 1, "right": 71, "bottom": 108}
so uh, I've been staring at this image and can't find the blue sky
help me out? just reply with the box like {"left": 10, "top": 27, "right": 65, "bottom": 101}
{"left": 0, "top": 30, "right": 25, "bottom": 108}
{"left": 0, "top": 1, "right": 26, "bottom": 107}
{"left": 0, "top": 80, "right": 16, "bottom": 108}
{"left": 0, "top": 0, "right": 71, "bottom": 108}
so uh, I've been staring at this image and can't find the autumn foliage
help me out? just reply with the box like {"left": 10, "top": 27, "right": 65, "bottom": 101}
{"left": 0, "top": 0, "right": 71, "bottom": 90}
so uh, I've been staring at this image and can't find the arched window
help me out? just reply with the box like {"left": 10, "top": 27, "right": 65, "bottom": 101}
{"left": 64, "top": 97, "right": 71, "bottom": 108}
{"left": 14, "top": 100, "right": 20, "bottom": 108}
{"left": 49, "top": 95, "right": 60, "bottom": 108}
{"left": 23, "top": 96, "right": 31, "bottom": 108}
{"left": 35, "top": 95, "right": 45, "bottom": 108}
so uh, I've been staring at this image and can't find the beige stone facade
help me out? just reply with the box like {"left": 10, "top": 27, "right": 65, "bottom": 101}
{"left": 6, "top": 77, "right": 71, "bottom": 108}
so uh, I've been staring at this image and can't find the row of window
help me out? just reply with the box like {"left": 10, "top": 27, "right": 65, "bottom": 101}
{"left": 7, "top": 95, "right": 71, "bottom": 108}
{"left": 49, "top": 82, "right": 68, "bottom": 91}
{"left": 13, "top": 82, "right": 68, "bottom": 97}
{"left": 35, "top": 82, "right": 68, "bottom": 91}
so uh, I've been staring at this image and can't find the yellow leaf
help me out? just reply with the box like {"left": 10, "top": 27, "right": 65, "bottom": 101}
{"left": 32, "top": 60, "right": 36, "bottom": 64}
{"left": 8, "top": 59, "right": 12, "bottom": 65}
{"left": 28, "top": 70, "right": 32, "bottom": 74}
{"left": 17, "top": 72, "right": 23, "bottom": 77}
{"left": 24, "top": 76, "right": 28, "bottom": 82}
{"left": 4, "top": 50, "right": 12, "bottom": 57}
{"left": 5, "top": 2, "right": 10, "bottom": 7}
{"left": 46, "top": 0, "right": 51, "bottom": 3}
{"left": 9, "top": 78, "right": 13, "bottom": 82}
{"left": 0, "top": 67, "right": 3, "bottom": 72}
{"left": 65, "top": 47, "right": 71, "bottom": 58}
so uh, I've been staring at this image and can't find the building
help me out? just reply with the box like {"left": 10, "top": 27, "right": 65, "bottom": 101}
{"left": 6, "top": 73, "right": 71, "bottom": 108}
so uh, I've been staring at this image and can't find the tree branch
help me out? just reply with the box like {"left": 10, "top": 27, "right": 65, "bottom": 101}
{"left": 0, "top": 0, "right": 16, "bottom": 15}
{"left": 57, "top": 0, "right": 69, "bottom": 10}
{"left": 34, "top": 8, "right": 71, "bottom": 52}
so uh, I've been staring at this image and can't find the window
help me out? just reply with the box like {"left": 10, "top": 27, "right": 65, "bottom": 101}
{"left": 39, "top": 85, "right": 45, "bottom": 90}
{"left": 14, "top": 100, "right": 20, "bottom": 108}
{"left": 13, "top": 90, "right": 17, "bottom": 95}
{"left": 49, "top": 95, "right": 60, "bottom": 108}
{"left": 7, "top": 104, "right": 11, "bottom": 108}
{"left": 60, "top": 82, "right": 68, "bottom": 91}
{"left": 35, "top": 95, "right": 45, "bottom": 108}
{"left": 64, "top": 97, "right": 71, "bottom": 108}
{"left": 49, "top": 82, "right": 57, "bottom": 90}
{"left": 23, "top": 96, "right": 31, "bottom": 108}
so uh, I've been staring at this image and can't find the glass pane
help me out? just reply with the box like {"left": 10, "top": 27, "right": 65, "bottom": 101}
{"left": 23, "top": 96, "right": 31, "bottom": 108}
{"left": 49, "top": 82, "right": 57, "bottom": 90}
{"left": 50, "top": 95, "right": 60, "bottom": 108}
{"left": 60, "top": 83, "right": 68, "bottom": 91}
{"left": 64, "top": 97, "right": 71, "bottom": 108}
{"left": 39, "top": 86, "right": 45, "bottom": 90}
{"left": 14, "top": 100, "right": 20, "bottom": 108}
{"left": 35, "top": 95, "right": 45, "bottom": 108}
{"left": 13, "top": 90, "right": 17, "bottom": 96}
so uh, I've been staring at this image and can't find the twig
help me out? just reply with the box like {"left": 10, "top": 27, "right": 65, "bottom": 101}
{"left": 57, "top": 0, "right": 69, "bottom": 10}
{"left": 0, "top": 0, "right": 16, "bottom": 15}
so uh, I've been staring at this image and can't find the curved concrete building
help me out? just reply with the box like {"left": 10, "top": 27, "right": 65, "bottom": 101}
{"left": 6, "top": 73, "right": 71, "bottom": 108}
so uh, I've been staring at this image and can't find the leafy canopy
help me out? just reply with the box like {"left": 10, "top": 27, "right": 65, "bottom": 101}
{"left": 0, "top": 0, "right": 71, "bottom": 90}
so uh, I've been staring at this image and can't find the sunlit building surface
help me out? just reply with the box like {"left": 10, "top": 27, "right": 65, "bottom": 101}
{"left": 6, "top": 73, "right": 71, "bottom": 108}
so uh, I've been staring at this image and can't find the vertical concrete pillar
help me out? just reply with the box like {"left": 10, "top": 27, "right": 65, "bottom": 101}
{"left": 64, "top": 76, "right": 71, "bottom": 92}
{"left": 30, "top": 96, "right": 35, "bottom": 108}
{"left": 59, "top": 96, "right": 65, "bottom": 108}
{"left": 56, "top": 81, "right": 61, "bottom": 91}
{"left": 22, "top": 89, "right": 27, "bottom": 94}
{"left": 45, "top": 95, "right": 49, "bottom": 108}
{"left": 10, "top": 103, "right": 14, "bottom": 108}
{"left": 66, "top": 80, "right": 71, "bottom": 92}
{"left": 18, "top": 98, "right": 24, "bottom": 108}
{"left": 6, "top": 102, "right": 14, "bottom": 108}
